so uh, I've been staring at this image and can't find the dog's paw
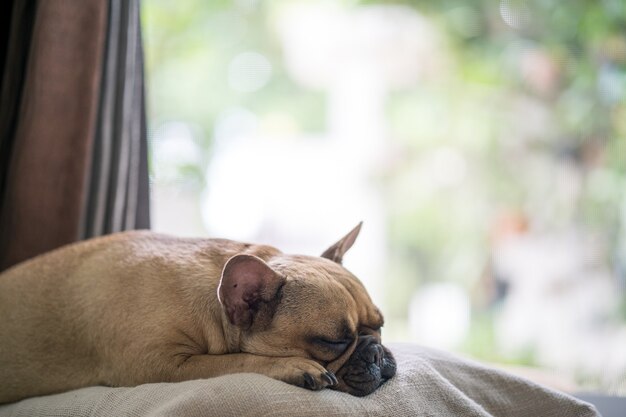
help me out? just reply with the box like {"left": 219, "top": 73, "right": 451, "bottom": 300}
{"left": 273, "top": 357, "right": 338, "bottom": 391}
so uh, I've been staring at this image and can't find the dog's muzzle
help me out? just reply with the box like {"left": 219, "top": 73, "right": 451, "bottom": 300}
{"left": 333, "top": 335, "right": 396, "bottom": 396}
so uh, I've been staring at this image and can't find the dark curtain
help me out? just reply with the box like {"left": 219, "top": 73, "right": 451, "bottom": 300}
{"left": 82, "top": 0, "right": 150, "bottom": 237}
{"left": 0, "top": 0, "right": 150, "bottom": 271}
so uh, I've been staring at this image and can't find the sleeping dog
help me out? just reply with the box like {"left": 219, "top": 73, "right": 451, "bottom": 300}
{"left": 0, "top": 223, "right": 395, "bottom": 403}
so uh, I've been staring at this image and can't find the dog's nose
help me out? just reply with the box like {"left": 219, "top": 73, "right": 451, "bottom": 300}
{"left": 363, "top": 342, "right": 383, "bottom": 367}
{"left": 333, "top": 335, "right": 396, "bottom": 396}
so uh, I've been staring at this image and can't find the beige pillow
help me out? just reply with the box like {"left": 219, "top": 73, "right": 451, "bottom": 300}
{"left": 0, "top": 344, "right": 599, "bottom": 417}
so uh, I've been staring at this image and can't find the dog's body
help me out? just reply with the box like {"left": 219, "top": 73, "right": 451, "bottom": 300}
{"left": 0, "top": 225, "right": 395, "bottom": 404}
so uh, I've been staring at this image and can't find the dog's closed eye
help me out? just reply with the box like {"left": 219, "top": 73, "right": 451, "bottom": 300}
{"left": 313, "top": 337, "right": 352, "bottom": 351}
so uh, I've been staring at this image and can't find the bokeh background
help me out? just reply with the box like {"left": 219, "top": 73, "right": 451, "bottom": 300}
{"left": 142, "top": 0, "right": 626, "bottom": 394}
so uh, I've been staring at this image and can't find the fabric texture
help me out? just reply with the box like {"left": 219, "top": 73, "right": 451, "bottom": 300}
{"left": 0, "top": 0, "right": 108, "bottom": 270}
{"left": 81, "top": 0, "right": 150, "bottom": 238}
{"left": 0, "top": 0, "right": 150, "bottom": 271}
{"left": 0, "top": 344, "right": 599, "bottom": 417}
{"left": 0, "top": 0, "right": 37, "bottom": 199}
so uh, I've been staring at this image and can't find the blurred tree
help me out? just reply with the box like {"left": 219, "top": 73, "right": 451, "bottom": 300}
{"left": 143, "top": 0, "right": 626, "bottom": 392}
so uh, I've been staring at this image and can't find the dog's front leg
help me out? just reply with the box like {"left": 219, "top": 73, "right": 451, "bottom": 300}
{"left": 172, "top": 353, "right": 338, "bottom": 391}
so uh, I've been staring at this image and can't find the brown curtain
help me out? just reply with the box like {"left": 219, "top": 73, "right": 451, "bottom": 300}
{"left": 0, "top": 0, "right": 150, "bottom": 271}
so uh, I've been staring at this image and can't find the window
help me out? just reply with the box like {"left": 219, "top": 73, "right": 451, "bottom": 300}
{"left": 143, "top": 0, "right": 626, "bottom": 395}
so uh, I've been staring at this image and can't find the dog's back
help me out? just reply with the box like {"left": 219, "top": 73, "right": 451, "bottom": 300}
{"left": 0, "top": 231, "right": 248, "bottom": 403}
{"left": 0, "top": 233, "right": 122, "bottom": 402}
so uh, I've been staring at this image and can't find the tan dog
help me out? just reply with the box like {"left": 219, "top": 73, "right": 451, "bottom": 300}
{"left": 0, "top": 224, "right": 395, "bottom": 404}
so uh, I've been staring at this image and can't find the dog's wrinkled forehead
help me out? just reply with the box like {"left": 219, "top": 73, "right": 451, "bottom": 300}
{"left": 268, "top": 255, "right": 384, "bottom": 328}
{"left": 268, "top": 254, "right": 349, "bottom": 280}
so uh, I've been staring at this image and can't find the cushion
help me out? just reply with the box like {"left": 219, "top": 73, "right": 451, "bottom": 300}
{"left": 0, "top": 344, "right": 599, "bottom": 417}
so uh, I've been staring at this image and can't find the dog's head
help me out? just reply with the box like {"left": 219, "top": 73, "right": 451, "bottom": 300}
{"left": 217, "top": 223, "right": 396, "bottom": 396}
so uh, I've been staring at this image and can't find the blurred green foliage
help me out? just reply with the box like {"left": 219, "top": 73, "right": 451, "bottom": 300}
{"left": 142, "top": 0, "right": 626, "bottom": 391}
{"left": 142, "top": 0, "right": 326, "bottom": 188}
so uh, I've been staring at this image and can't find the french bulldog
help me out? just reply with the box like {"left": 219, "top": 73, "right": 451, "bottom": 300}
{"left": 0, "top": 223, "right": 395, "bottom": 404}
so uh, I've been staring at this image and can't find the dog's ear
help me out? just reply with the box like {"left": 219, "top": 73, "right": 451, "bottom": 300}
{"left": 321, "top": 222, "right": 362, "bottom": 264}
{"left": 218, "top": 254, "right": 285, "bottom": 328}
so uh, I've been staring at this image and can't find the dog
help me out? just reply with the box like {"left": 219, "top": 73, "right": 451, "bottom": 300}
{"left": 0, "top": 223, "right": 396, "bottom": 403}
